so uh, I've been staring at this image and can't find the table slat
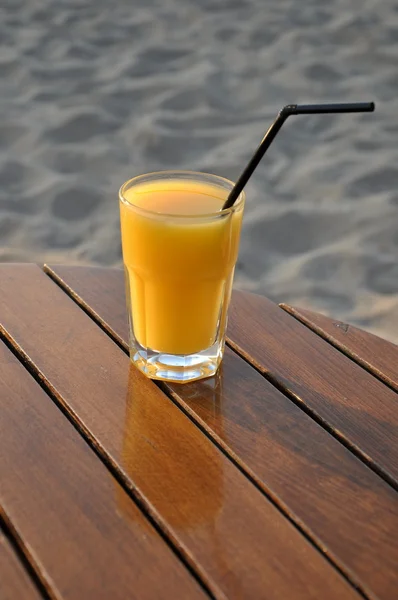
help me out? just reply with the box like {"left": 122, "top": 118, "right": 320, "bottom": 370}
{"left": 0, "top": 264, "right": 360, "bottom": 600}
{"left": 0, "top": 340, "right": 205, "bottom": 600}
{"left": 281, "top": 304, "right": 398, "bottom": 392}
{"left": 227, "top": 290, "right": 398, "bottom": 487}
{"left": 43, "top": 265, "right": 398, "bottom": 600}
{"left": 0, "top": 531, "right": 42, "bottom": 600}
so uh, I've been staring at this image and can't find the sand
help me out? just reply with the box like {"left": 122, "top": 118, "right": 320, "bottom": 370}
{"left": 1, "top": 0, "right": 398, "bottom": 342}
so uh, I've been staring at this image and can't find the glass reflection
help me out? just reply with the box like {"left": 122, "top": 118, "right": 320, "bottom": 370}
{"left": 117, "top": 366, "right": 225, "bottom": 532}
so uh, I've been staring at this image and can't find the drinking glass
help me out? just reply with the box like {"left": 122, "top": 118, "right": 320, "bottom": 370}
{"left": 119, "top": 170, "right": 245, "bottom": 383}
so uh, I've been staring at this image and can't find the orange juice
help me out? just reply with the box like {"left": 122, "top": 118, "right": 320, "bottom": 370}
{"left": 119, "top": 172, "right": 244, "bottom": 381}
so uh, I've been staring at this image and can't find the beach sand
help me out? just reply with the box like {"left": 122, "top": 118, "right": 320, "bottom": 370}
{"left": 1, "top": 0, "right": 398, "bottom": 342}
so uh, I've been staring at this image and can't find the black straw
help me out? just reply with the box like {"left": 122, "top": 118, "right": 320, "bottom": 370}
{"left": 222, "top": 102, "right": 375, "bottom": 210}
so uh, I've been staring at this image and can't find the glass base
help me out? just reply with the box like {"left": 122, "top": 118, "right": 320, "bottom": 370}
{"left": 131, "top": 342, "right": 223, "bottom": 383}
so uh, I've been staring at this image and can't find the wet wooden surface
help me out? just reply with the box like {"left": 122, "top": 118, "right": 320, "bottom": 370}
{"left": 1, "top": 264, "right": 398, "bottom": 600}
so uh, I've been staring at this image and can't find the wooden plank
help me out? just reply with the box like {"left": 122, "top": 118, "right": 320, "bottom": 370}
{"left": 0, "top": 531, "right": 42, "bottom": 600}
{"left": 280, "top": 304, "right": 398, "bottom": 392}
{"left": 227, "top": 290, "right": 398, "bottom": 484}
{"left": 0, "top": 340, "right": 205, "bottom": 600}
{"left": 0, "top": 264, "right": 360, "bottom": 600}
{"left": 44, "top": 264, "right": 398, "bottom": 600}
{"left": 45, "top": 265, "right": 128, "bottom": 347}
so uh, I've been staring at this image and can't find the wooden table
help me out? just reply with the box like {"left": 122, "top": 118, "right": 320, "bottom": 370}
{"left": 1, "top": 264, "right": 397, "bottom": 600}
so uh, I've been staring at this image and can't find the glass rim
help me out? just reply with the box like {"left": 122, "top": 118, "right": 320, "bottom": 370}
{"left": 119, "top": 170, "right": 245, "bottom": 219}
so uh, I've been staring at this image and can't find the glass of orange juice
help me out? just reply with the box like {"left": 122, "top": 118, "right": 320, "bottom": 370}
{"left": 119, "top": 170, "right": 245, "bottom": 383}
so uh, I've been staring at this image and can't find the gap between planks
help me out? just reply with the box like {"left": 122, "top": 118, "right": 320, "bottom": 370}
{"left": 0, "top": 507, "right": 55, "bottom": 600}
